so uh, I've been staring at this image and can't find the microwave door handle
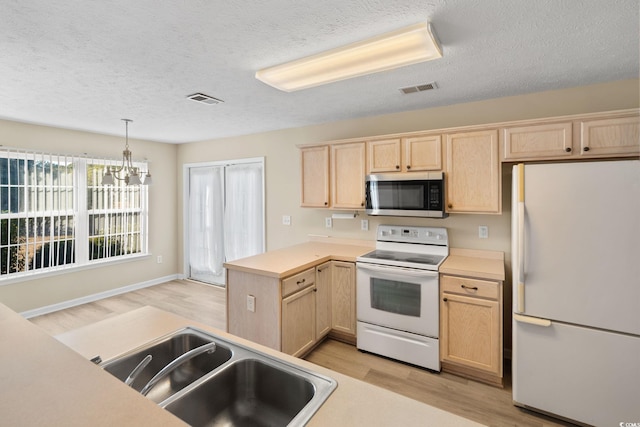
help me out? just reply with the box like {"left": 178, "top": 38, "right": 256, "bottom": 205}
{"left": 357, "top": 263, "right": 439, "bottom": 278}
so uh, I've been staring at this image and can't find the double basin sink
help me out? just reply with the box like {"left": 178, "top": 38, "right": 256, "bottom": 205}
{"left": 100, "top": 327, "right": 337, "bottom": 426}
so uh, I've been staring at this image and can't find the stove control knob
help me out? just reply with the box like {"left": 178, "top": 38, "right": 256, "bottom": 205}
{"left": 436, "top": 234, "right": 443, "bottom": 240}
{"left": 425, "top": 231, "right": 432, "bottom": 237}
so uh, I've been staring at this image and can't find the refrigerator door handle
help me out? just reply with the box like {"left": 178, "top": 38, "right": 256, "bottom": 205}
{"left": 514, "top": 313, "right": 552, "bottom": 327}
{"left": 517, "top": 163, "right": 526, "bottom": 313}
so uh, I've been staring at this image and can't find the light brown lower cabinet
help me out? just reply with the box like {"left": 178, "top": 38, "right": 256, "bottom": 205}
{"left": 282, "top": 285, "right": 316, "bottom": 357}
{"left": 315, "top": 262, "right": 332, "bottom": 339}
{"left": 440, "top": 274, "right": 503, "bottom": 387}
{"left": 328, "top": 261, "right": 356, "bottom": 344}
{"left": 227, "top": 260, "right": 355, "bottom": 357}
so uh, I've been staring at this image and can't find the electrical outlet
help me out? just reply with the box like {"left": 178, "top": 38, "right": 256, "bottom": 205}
{"left": 282, "top": 215, "right": 291, "bottom": 226}
{"left": 325, "top": 217, "right": 332, "bottom": 228}
{"left": 479, "top": 226, "right": 489, "bottom": 239}
{"left": 156, "top": 255, "right": 163, "bottom": 264}
{"left": 361, "top": 219, "right": 369, "bottom": 231}
{"left": 246, "top": 295, "right": 255, "bottom": 312}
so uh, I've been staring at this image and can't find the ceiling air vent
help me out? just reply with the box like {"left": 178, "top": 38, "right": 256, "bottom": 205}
{"left": 399, "top": 82, "right": 438, "bottom": 95}
{"left": 187, "top": 93, "right": 224, "bottom": 105}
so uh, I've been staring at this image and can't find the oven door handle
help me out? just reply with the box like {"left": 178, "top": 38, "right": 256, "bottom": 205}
{"left": 357, "top": 263, "right": 439, "bottom": 277}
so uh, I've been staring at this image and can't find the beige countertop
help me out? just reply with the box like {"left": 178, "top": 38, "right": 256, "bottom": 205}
{"left": 225, "top": 240, "right": 505, "bottom": 282}
{"left": 1, "top": 304, "right": 484, "bottom": 427}
{"left": 223, "top": 241, "right": 374, "bottom": 278}
{"left": 440, "top": 248, "right": 505, "bottom": 282}
{"left": 0, "top": 303, "right": 186, "bottom": 427}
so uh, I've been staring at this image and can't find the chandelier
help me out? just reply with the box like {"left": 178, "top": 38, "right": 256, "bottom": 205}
{"left": 101, "top": 119, "right": 152, "bottom": 186}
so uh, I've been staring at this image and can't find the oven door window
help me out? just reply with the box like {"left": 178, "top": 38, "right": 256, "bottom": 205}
{"left": 370, "top": 278, "right": 421, "bottom": 317}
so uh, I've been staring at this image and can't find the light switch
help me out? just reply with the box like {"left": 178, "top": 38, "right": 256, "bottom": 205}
{"left": 282, "top": 215, "right": 291, "bottom": 226}
{"left": 325, "top": 217, "right": 332, "bottom": 228}
{"left": 361, "top": 219, "right": 369, "bottom": 231}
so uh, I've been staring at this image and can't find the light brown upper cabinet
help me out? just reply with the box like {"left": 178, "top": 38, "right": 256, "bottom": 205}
{"left": 331, "top": 142, "right": 366, "bottom": 209}
{"left": 404, "top": 135, "right": 442, "bottom": 171}
{"left": 502, "top": 122, "right": 573, "bottom": 161}
{"left": 367, "top": 138, "right": 401, "bottom": 172}
{"left": 300, "top": 145, "right": 330, "bottom": 207}
{"left": 367, "top": 135, "right": 442, "bottom": 172}
{"left": 501, "top": 111, "right": 639, "bottom": 162}
{"left": 445, "top": 130, "right": 501, "bottom": 214}
{"left": 300, "top": 109, "right": 637, "bottom": 212}
{"left": 579, "top": 115, "right": 640, "bottom": 157}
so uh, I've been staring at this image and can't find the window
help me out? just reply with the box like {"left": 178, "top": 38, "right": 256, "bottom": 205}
{"left": 0, "top": 147, "right": 148, "bottom": 280}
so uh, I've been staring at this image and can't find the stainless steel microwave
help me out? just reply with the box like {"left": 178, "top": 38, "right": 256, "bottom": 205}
{"left": 365, "top": 172, "right": 448, "bottom": 218}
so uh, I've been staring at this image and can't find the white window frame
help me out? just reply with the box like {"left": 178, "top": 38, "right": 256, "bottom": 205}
{"left": 0, "top": 148, "right": 149, "bottom": 285}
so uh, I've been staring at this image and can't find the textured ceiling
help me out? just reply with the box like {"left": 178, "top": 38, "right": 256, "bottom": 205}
{"left": 1, "top": 0, "right": 638, "bottom": 143}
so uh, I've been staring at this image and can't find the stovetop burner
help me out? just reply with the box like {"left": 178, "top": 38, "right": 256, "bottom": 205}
{"left": 356, "top": 225, "right": 449, "bottom": 271}
{"left": 359, "top": 249, "right": 445, "bottom": 269}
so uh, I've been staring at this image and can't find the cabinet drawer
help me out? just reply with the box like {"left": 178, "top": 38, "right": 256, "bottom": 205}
{"left": 441, "top": 275, "right": 499, "bottom": 300}
{"left": 282, "top": 268, "right": 315, "bottom": 297}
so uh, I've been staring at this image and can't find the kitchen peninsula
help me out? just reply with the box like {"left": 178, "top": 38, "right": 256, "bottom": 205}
{"left": 225, "top": 241, "right": 373, "bottom": 354}
{"left": 0, "top": 302, "right": 483, "bottom": 426}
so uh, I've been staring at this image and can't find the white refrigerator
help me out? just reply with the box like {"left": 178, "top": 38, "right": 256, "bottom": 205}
{"left": 511, "top": 160, "right": 640, "bottom": 426}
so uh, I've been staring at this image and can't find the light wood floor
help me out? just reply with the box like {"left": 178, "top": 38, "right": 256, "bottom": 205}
{"left": 30, "top": 279, "right": 227, "bottom": 335}
{"left": 30, "top": 280, "right": 574, "bottom": 427}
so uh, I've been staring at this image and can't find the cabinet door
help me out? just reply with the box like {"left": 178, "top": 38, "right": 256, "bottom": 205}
{"left": 404, "top": 135, "right": 442, "bottom": 171}
{"left": 331, "top": 142, "right": 366, "bottom": 209}
{"left": 440, "top": 293, "right": 500, "bottom": 375}
{"left": 445, "top": 130, "right": 500, "bottom": 214}
{"left": 300, "top": 146, "right": 330, "bottom": 207}
{"left": 580, "top": 115, "right": 640, "bottom": 157}
{"left": 315, "top": 262, "right": 332, "bottom": 339}
{"left": 330, "top": 261, "right": 356, "bottom": 336}
{"left": 281, "top": 286, "right": 316, "bottom": 357}
{"left": 367, "top": 138, "right": 401, "bottom": 173}
{"left": 502, "top": 122, "right": 573, "bottom": 161}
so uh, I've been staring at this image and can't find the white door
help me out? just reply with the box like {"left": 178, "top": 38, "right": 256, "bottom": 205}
{"left": 186, "top": 159, "right": 265, "bottom": 286}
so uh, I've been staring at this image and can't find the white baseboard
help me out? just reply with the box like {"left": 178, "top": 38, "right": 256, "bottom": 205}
{"left": 20, "top": 274, "right": 180, "bottom": 319}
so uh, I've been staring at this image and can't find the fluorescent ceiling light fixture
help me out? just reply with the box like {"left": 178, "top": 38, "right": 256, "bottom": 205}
{"left": 255, "top": 22, "right": 442, "bottom": 92}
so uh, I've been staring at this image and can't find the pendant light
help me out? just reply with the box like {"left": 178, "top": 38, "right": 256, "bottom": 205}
{"left": 102, "top": 119, "right": 152, "bottom": 186}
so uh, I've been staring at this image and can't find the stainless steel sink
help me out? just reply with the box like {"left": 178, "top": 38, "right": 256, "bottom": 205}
{"left": 100, "top": 327, "right": 337, "bottom": 426}
{"left": 163, "top": 359, "right": 317, "bottom": 426}
{"left": 101, "top": 329, "right": 232, "bottom": 403}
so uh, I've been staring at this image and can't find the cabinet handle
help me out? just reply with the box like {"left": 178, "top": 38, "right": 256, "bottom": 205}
{"left": 395, "top": 165, "right": 400, "bottom": 170}
{"left": 361, "top": 202, "right": 364, "bottom": 207}
{"left": 565, "top": 147, "right": 572, "bottom": 153}
{"left": 313, "top": 288, "right": 317, "bottom": 292}
{"left": 443, "top": 297, "right": 448, "bottom": 302}
{"left": 461, "top": 284, "right": 478, "bottom": 291}
{"left": 448, "top": 203, "right": 453, "bottom": 209}
{"left": 407, "top": 165, "right": 411, "bottom": 170}
{"left": 583, "top": 146, "right": 590, "bottom": 152}
{"left": 324, "top": 202, "right": 328, "bottom": 206}
{"left": 297, "top": 278, "right": 306, "bottom": 285}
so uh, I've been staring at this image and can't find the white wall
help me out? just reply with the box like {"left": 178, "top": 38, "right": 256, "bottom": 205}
{"left": 0, "top": 120, "right": 179, "bottom": 312}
